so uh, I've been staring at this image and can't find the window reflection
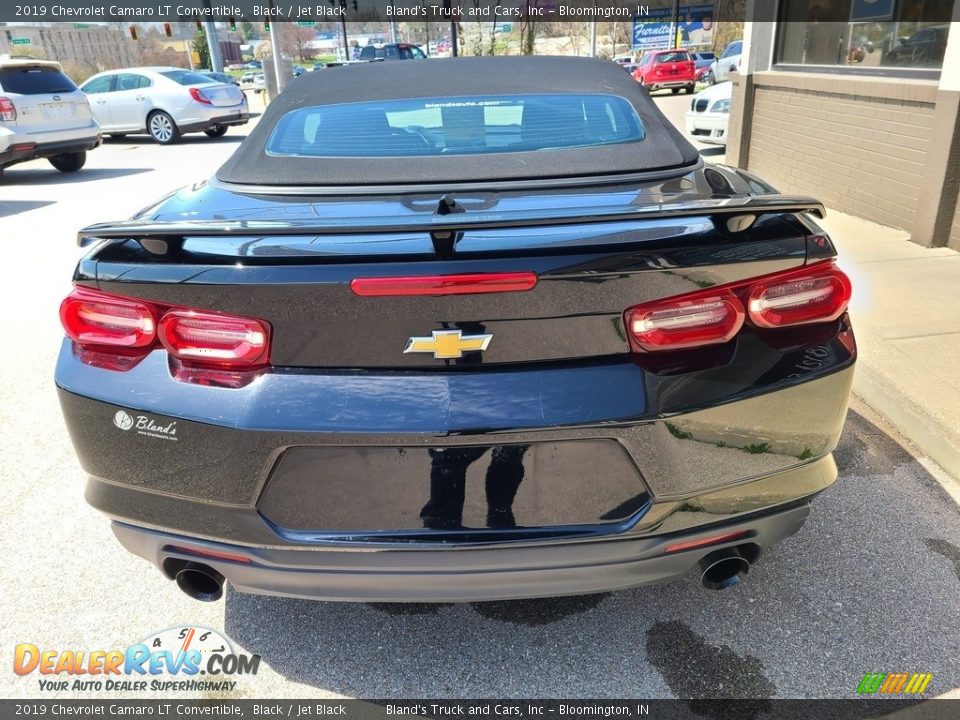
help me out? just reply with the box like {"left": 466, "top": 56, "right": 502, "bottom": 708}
{"left": 776, "top": 0, "right": 952, "bottom": 70}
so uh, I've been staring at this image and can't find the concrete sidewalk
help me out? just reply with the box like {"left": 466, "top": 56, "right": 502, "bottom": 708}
{"left": 819, "top": 210, "right": 960, "bottom": 481}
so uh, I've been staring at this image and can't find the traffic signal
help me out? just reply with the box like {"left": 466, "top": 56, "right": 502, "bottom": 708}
{"left": 229, "top": 17, "right": 237, "bottom": 32}
{"left": 195, "top": 21, "right": 204, "bottom": 36}
{"left": 163, "top": 23, "right": 172, "bottom": 38}
{"left": 264, "top": 19, "right": 270, "bottom": 31}
{"left": 352, "top": 0, "right": 358, "bottom": 10}
{"left": 129, "top": 25, "right": 138, "bottom": 41}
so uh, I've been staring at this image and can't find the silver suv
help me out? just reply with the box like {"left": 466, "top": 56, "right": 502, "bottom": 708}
{"left": 0, "top": 56, "right": 101, "bottom": 181}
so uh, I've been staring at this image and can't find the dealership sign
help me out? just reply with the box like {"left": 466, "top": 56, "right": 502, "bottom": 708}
{"left": 633, "top": 4, "right": 714, "bottom": 50}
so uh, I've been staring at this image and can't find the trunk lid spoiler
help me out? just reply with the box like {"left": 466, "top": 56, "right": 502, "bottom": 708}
{"left": 78, "top": 194, "right": 825, "bottom": 248}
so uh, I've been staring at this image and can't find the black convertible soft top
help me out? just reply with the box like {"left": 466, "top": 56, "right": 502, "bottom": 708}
{"left": 216, "top": 56, "right": 701, "bottom": 188}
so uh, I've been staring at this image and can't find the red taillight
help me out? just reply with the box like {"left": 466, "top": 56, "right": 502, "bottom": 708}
{"left": 624, "top": 260, "right": 852, "bottom": 353}
{"left": 626, "top": 292, "right": 744, "bottom": 352}
{"left": 0, "top": 96, "right": 16, "bottom": 122}
{"left": 747, "top": 266, "right": 852, "bottom": 329}
{"left": 189, "top": 87, "right": 212, "bottom": 105}
{"left": 59, "top": 288, "right": 156, "bottom": 349}
{"left": 350, "top": 272, "right": 538, "bottom": 297}
{"left": 59, "top": 287, "right": 272, "bottom": 377}
{"left": 159, "top": 310, "right": 270, "bottom": 368}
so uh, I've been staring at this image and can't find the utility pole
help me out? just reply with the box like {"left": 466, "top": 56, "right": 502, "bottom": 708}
{"left": 203, "top": 21, "right": 222, "bottom": 71}
{"left": 268, "top": 0, "right": 285, "bottom": 93}
{"left": 589, "top": 20, "right": 597, "bottom": 57}
{"left": 202, "top": 1, "right": 222, "bottom": 71}
{"left": 669, "top": 0, "right": 680, "bottom": 48}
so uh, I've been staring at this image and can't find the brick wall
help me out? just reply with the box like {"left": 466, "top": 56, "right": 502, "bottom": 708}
{"left": 744, "top": 73, "right": 939, "bottom": 234}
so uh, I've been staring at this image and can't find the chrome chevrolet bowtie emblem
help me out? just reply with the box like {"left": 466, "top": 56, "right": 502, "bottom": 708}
{"left": 404, "top": 329, "right": 493, "bottom": 359}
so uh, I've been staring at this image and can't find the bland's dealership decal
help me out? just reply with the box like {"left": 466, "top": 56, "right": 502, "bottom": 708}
{"left": 14, "top": 627, "right": 259, "bottom": 692}
{"left": 113, "top": 410, "right": 178, "bottom": 442}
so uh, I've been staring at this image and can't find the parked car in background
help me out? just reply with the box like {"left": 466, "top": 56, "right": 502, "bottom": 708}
{"left": 358, "top": 43, "right": 427, "bottom": 61}
{"left": 691, "top": 51, "right": 715, "bottom": 81}
{"left": 245, "top": 60, "right": 262, "bottom": 70}
{"left": 199, "top": 71, "right": 239, "bottom": 86}
{"left": 708, "top": 41, "right": 742, "bottom": 84}
{"left": 57, "top": 57, "right": 855, "bottom": 604}
{"left": 0, "top": 56, "right": 101, "bottom": 181}
{"left": 225, "top": 63, "right": 246, "bottom": 72}
{"left": 632, "top": 49, "right": 696, "bottom": 94}
{"left": 684, "top": 80, "right": 731, "bottom": 145}
{"left": 292, "top": 65, "right": 305, "bottom": 77}
{"left": 80, "top": 67, "right": 249, "bottom": 144}
{"left": 240, "top": 71, "right": 265, "bottom": 90}
{"left": 692, "top": 51, "right": 715, "bottom": 75}
{"left": 883, "top": 24, "right": 948, "bottom": 68}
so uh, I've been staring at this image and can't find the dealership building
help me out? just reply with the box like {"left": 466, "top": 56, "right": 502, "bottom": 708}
{"left": 727, "top": 0, "right": 960, "bottom": 250}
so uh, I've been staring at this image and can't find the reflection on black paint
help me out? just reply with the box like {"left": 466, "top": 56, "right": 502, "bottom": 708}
{"left": 422, "top": 446, "right": 528, "bottom": 530}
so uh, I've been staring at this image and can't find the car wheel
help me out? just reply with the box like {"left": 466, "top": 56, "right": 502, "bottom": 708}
{"left": 671, "top": 88, "right": 680, "bottom": 95}
{"left": 48, "top": 151, "right": 87, "bottom": 173}
{"left": 204, "top": 125, "right": 228, "bottom": 138}
{"left": 707, "top": 71, "right": 716, "bottom": 85}
{"left": 147, "top": 111, "right": 180, "bottom": 145}
{"left": 685, "top": 84, "right": 696, "bottom": 94}
{"left": 0, "top": 165, "right": 4, "bottom": 183}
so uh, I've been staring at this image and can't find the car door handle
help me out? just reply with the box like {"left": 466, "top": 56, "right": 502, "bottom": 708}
{"left": 135, "top": 96, "right": 145, "bottom": 101}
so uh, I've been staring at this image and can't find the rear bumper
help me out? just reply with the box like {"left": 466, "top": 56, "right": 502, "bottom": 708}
{"left": 646, "top": 78, "right": 694, "bottom": 90}
{"left": 0, "top": 131, "right": 101, "bottom": 167}
{"left": 112, "top": 499, "right": 814, "bottom": 602}
{"left": 179, "top": 110, "right": 249, "bottom": 133}
{"left": 57, "top": 317, "right": 855, "bottom": 600}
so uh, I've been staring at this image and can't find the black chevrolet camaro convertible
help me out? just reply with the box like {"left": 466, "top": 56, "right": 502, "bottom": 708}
{"left": 56, "top": 57, "right": 855, "bottom": 602}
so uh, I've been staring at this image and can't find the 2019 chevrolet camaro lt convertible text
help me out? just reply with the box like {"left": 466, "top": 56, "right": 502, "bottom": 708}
{"left": 55, "top": 57, "right": 855, "bottom": 603}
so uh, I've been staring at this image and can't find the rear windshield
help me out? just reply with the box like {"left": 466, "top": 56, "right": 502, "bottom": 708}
{"left": 0, "top": 66, "right": 77, "bottom": 94}
{"left": 266, "top": 94, "right": 645, "bottom": 158}
{"left": 656, "top": 52, "right": 692, "bottom": 63}
{"left": 160, "top": 70, "right": 215, "bottom": 86}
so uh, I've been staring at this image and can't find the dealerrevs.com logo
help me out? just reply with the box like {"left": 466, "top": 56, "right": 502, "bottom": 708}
{"left": 14, "top": 626, "right": 259, "bottom": 693}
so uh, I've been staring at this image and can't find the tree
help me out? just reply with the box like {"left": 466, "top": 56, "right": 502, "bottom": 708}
{"left": 487, "top": 0, "right": 501, "bottom": 54}
{"left": 192, "top": 34, "right": 209, "bottom": 69}
{"left": 136, "top": 26, "right": 189, "bottom": 68}
{"left": 520, "top": 19, "right": 538, "bottom": 55}
{"left": 240, "top": 21, "right": 256, "bottom": 43}
{"left": 276, "top": 22, "right": 316, "bottom": 61}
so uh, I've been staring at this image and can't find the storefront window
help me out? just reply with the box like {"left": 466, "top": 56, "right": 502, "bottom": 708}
{"left": 775, "top": 0, "right": 954, "bottom": 71}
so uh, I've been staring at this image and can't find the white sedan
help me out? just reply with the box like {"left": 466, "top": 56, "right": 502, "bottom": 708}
{"left": 80, "top": 67, "right": 249, "bottom": 144}
{"left": 684, "top": 81, "right": 732, "bottom": 146}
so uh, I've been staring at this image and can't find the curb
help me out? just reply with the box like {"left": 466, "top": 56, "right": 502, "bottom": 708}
{"left": 852, "top": 345, "right": 960, "bottom": 485}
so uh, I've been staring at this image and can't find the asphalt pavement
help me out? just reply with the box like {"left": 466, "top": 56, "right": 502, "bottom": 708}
{"left": 1, "top": 92, "right": 957, "bottom": 701}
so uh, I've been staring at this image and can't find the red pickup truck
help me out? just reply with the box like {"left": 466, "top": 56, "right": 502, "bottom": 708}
{"left": 632, "top": 49, "right": 697, "bottom": 94}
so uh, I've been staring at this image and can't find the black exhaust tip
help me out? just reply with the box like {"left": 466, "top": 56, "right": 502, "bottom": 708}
{"left": 175, "top": 562, "right": 225, "bottom": 602}
{"left": 699, "top": 547, "right": 750, "bottom": 590}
